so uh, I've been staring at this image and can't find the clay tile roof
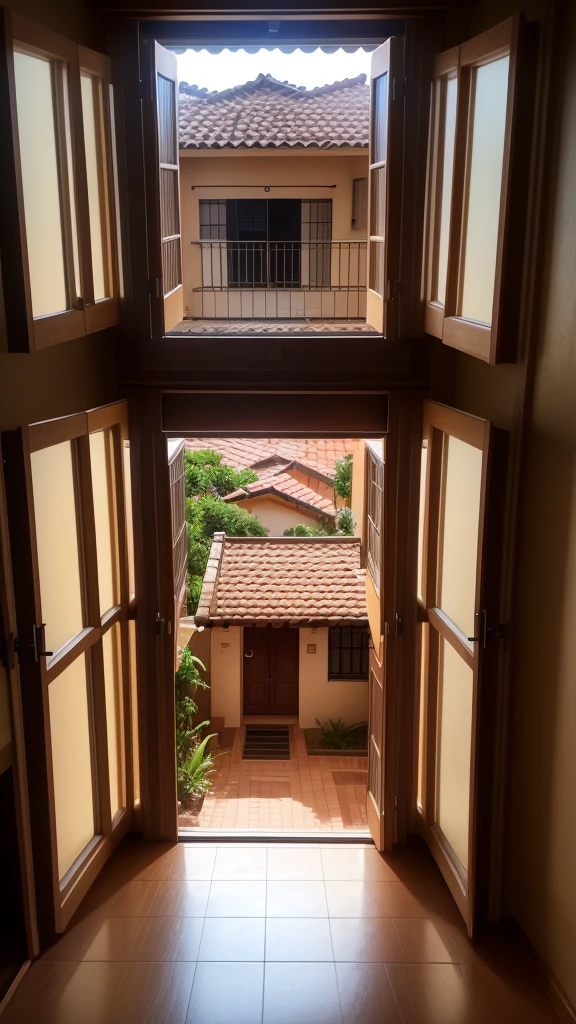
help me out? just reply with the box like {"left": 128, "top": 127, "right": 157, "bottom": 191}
{"left": 179, "top": 73, "right": 370, "bottom": 150}
{"left": 184, "top": 437, "right": 354, "bottom": 479}
{"left": 195, "top": 534, "right": 367, "bottom": 626}
{"left": 224, "top": 470, "right": 337, "bottom": 517}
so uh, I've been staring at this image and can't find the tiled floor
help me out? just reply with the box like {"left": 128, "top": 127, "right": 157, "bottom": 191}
{"left": 1, "top": 840, "right": 561, "bottom": 1023}
{"left": 179, "top": 725, "right": 368, "bottom": 832}
{"left": 170, "top": 319, "right": 378, "bottom": 335}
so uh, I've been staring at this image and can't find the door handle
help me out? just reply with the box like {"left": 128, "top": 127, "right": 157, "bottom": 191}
{"left": 468, "top": 610, "right": 494, "bottom": 648}
{"left": 31, "top": 624, "right": 53, "bottom": 660}
{"left": 244, "top": 649, "right": 253, "bottom": 658}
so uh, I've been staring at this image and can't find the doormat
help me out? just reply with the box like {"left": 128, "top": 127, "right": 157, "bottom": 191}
{"left": 242, "top": 726, "right": 291, "bottom": 761}
{"left": 331, "top": 771, "right": 368, "bottom": 787}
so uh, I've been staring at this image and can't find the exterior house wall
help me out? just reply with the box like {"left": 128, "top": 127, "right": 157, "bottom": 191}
{"left": 209, "top": 626, "right": 242, "bottom": 727}
{"left": 351, "top": 438, "right": 367, "bottom": 543}
{"left": 232, "top": 495, "right": 320, "bottom": 535}
{"left": 179, "top": 150, "right": 369, "bottom": 319}
{"left": 298, "top": 627, "right": 368, "bottom": 730}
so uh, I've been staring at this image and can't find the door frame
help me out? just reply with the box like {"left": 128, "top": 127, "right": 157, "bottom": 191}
{"left": 128, "top": 386, "right": 421, "bottom": 843}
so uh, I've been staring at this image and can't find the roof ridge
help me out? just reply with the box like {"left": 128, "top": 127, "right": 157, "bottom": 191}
{"left": 179, "top": 72, "right": 367, "bottom": 103}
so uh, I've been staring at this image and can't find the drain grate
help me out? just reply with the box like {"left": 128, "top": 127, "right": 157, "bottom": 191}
{"left": 242, "top": 726, "right": 290, "bottom": 761}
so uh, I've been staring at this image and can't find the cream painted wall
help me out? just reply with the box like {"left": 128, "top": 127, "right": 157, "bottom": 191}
{"left": 233, "top": 496, "right": 320, "bottom": 535}
{"left": 179, "top": 150, "right": 369, "bottom": 318}
{"left": 210, "top": 626, "right": 242, "bottom": 727}
{"left": 350, "top": 438, "right": 366, "bottom": 543}
{"left": 439, "top": 0, "right": 576, "bottom": 1007}
{"left": 298, "top": 627, "right": 368, "bottom": 730}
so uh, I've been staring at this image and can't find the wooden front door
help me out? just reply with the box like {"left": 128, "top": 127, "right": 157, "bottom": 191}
{"left": 243, "top": 626, "right": 299, "bottom": 716}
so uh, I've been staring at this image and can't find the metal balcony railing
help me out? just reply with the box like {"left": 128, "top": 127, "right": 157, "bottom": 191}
{"left": 189, "top": 240, "right": 367, "bottom": 320}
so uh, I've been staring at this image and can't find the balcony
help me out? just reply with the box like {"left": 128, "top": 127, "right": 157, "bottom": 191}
{"left": 173, "top": 240, "right": 377, "bottom": 335}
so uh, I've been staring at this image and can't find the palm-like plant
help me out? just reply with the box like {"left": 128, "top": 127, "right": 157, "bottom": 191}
{"left": 315, "top": 718, "right": 367, "bottom": 750}
{"left": 177, "top": 734, "right": 217, "bottom": 801}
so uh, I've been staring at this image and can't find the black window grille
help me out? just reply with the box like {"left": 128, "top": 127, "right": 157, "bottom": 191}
{"left": 329, "top": 625, "right": 370, "bottom": 680}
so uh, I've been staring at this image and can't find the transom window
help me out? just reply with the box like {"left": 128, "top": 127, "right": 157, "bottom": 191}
{"left": 329, "top": 625, "right": 370, "bottom": 680}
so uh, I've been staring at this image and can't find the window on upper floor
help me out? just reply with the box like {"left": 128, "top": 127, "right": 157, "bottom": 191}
{"left": 0, "top": 12, "right": 121, "bottom": 353}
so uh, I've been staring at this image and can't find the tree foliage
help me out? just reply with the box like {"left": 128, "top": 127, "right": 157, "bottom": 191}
{"left": 283, "top": 505, "right": 354, "bottom": 538}
{"left": 333, "top": 454, "right": 353, "bottom": 504}
{"left": 185, "top": 448, "right": 258, "bottom": 498}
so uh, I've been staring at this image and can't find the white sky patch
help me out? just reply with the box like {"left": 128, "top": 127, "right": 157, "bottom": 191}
{"left": 176, "top": 47, "right": 372, "bottom": 93}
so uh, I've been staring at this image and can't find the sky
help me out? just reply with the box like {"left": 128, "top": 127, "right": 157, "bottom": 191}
{"left": 176, "top": 48, "right": 372, "bottom": 93}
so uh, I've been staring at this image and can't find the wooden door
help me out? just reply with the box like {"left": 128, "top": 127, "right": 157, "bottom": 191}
{"left": 1, "top": 402, "right": 135, "bottom": 940}
{"left": 417, "top": 400, "right": 507, "bottom": 934}
{"left": 269, "top": 626, "right": 299, "bottom": 715}
{"left": 243, "top": 626, "right": 299, "bottom": 716}
{"left": 243, "top": 627, "right": 270, "bottom": 715}
{"left": 143, "top": 41, "right": 183, "bottom": 336}
{"left": 366, "top": 37, "right": 404, "bottom": 336}
{"left": 366, "top": 649, "right": 385, "bottom": 850}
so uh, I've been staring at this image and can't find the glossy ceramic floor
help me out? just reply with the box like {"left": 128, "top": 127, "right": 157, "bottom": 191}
{"left": 1, "top": 840, "right": 561, "bottom": 1024}
{"left": 179, "top": 726, "right": 368, "bottom": 832}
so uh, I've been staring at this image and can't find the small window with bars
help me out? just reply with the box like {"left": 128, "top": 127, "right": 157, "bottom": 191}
{"left": 329, "top": 625, "right": 370, "bottom": 680}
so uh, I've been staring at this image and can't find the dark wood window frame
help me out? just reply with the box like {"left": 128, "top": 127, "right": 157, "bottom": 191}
{"left": 328, "top": 624, "right": 370, "bottom": 681}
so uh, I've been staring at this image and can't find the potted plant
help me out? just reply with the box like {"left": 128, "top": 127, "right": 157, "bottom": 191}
{"left": 177, "top": 733, "right": 217, "bottom": 813}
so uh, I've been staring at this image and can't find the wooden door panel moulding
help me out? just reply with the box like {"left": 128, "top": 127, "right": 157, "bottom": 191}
{"left": 27, "top": 414, "right": 87, "bottom": 453}
{"left": 45, "top": 626, "right": 101, "bottom": 684}
{"left": 427, "top": 607, "right": 474, "bottom": 668}
{"left": 423, "top": 400, "right": 485, "bottom": 450}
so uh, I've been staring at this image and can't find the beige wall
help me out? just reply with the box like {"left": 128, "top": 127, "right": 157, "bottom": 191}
{"left": 233, "top": 495, "right": 320, "bottom": 535}
{"left": 210, "top": 626, "right": 242, "bottom": 727}
{"left": 298, "top": 627, "right": 368, "bottom": 730}
{"left": 350, "top": 438, "right": 366, "bottom": 543}
{"left": 179, "top": 149, "right": 368, "bottom": 318}
{"left": 440, "top": 0, "right": 576, "bottom": 1007}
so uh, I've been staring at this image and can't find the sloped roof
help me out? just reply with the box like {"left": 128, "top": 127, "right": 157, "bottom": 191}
{"left": 179, "top": 73, "right": 370, "bottom": 150}
{"left": 224, "top": 469, "right": 336, "bottom": 519}
{"left": 195, "top": 534, "right": 367, "bottom": 626}
{"left": 184, "top": 437, "right": 354, "bottom": 479}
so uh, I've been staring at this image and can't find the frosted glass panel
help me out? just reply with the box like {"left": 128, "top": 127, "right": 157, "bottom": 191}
{"left": 102, "top": 623, "right": 126, "bottom": 820}
{"left": 31, "top": 442, "right": 83, "bottom": 654}
{"left": 437, "top": 638, "right": 473, "bottom": 868}
{"left": 436, "top": 76, "right": 457, "bottom": 305}
{"left": 13, "top": 52, "right": 67, "bottom": 317}
{"left": 417, "top": 623, "right": 428, "bottom": 810}
{"left": 460, "top": 57, "right": 509, "bottom": 323}
{"left": 439, "top": 436, "right": 483, "bottom": 639}
{"left": 123, "top": 441, "right": 135, "bottom": 601}
{"left": 129, "top": 619, "right": 140, "bottom": 804}
{"left": 49, "top": 657, "right": 94, "bottom": 879}
{"left": 81, "top": 74, "right": 109, "bottom": 301}
{"left": 90, "top": 430, "right": 119, "bottom": 614}
{"left": 417, "top": 441, "right": 428, "bottom": 602}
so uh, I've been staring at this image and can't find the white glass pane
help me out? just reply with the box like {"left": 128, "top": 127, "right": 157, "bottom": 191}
{"left": 417, "top": 441, "right": 428, "bottom": 603}
{"left": 437, "top": 637, "right": 473, "bottom": 868}
{"left": 49, "top": 656, "right": 95, "bottom": 879}
{"left": 81, "top": 74, "right": 109, "bottom": 301}
{"left": 90, "top": 430, "right": 119, "bottom": 614}
{"left": 102, "top": 623, "right": 126, "bottom": 820}
{"left": 13, "top": 52, "right": 67, "bottom": 318}
{"left": 460, "top": 57, "right": 510, "bottom": 323}
{"left": 372, "top": 73, "right": 388, "bottom": 164}
{"left": 436, "top": 76, "right": 457, "bottom": 305}
{"left": 439, "top": 435, "right": 483, "bottom": 639}
{"left": 30, "top": 442, "right": 83, "bottom": 654}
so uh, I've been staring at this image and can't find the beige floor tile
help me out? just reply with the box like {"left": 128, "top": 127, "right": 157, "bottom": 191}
{"left": 263, "top": 962, "right": 342, "bottom": 1024}
{"left": 186, "top": 962, "right": 264, "bottom": 1024}
{"left": 393, "top": 918, "right": 453, "bottom": 963}
{"left": 108, "top": 961, "right": 196, "bottom": 1024}
{"left": 336, "top": 963, "right": 403, "bottom": 1024}
{"left": 133, "top": 917, "right": 204, "bottom": 961}
{"left": 206, "top": 880, "right": 267, "bottom": 917}
{"left": 266, "top": 880, "right": 328, "bottom": 917}
{"left": 1, "top": 961, "right": 128, "bottom": 1024}
{"left": 385, "top": 963, "right": 485, "bottom": 1023}
{"left": 198, "top": 917, "right": 266, "bottom": 961}
{"left": 325, "top": 881, "right": 392, "bottom": 918}
{"left": 84, "top": 880, "right": 161, "bottom": 918}
{"left": 329, "top": 918, "right": 404, "bottom": 963}
{"left": 41, "top": 916, "right": 150, "bottom": 962}
{"left": 212, "top": 846, "right": 267, "bottom": 880}
{"left": 267, "top": 847, "right": 324, "bottom": 880}
{"left": 173, "top": 847, "right": 218, "bottom": 880}
{"left": 265, "top": 918, "right": 334, "bottom": 961}
{"left": 148, "top": 881, "right": 211, "bottom": 917}
{"left": 321, "top": 848, "right": 400, "bottom": 882}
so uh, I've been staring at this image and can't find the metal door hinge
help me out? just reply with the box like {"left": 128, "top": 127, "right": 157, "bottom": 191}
{"left": 384, "top": 621, "right": 390, "bottom": 637}
{"left": 395, "top": 613, "right": 403, "bottom": 638}
{"left": 392, "top": 77, "right": 406, "bottom": 100}
{"left": 386, "top": 279, "right": 401, "bottom": 302}
{"left": 148, "top": 278, "right": 161, "bottom": 298}
{"left": 155, "top": 612, "right": 165, "bottom": 636}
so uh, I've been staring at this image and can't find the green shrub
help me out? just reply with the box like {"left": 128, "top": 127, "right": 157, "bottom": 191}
{"left": 315, "top": 717, "right": 368, "bottom": 750}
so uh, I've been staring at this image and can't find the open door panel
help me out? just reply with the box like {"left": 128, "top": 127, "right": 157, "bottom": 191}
{"left": 143, "top": 40, "right": 183, "bottom": 336}
{"left": 366, "top": 36, "right": 404, "bottom": 337}
{"left": 1, "top": 402, "right": 135, "bottom": 940}
{"left": 417, "top": 400, "right": 508, "bottom": 934}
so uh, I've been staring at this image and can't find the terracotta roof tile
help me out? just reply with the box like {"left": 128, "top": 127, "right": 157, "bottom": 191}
{"left": 184, "top": 437, "right": 354, "bottom": 478}
{"left": 225, "top": 470, "right": 336, "bottom": 517}
{"left": 179, "top": 73, "right": 369, "bottom": 150}
{"left": 195, "top": 534, "right": 367, "bottom": 626}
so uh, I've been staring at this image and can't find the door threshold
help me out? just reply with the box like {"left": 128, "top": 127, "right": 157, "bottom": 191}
{"left": 178, "top": 828, "right": 372, "bottom": 843}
